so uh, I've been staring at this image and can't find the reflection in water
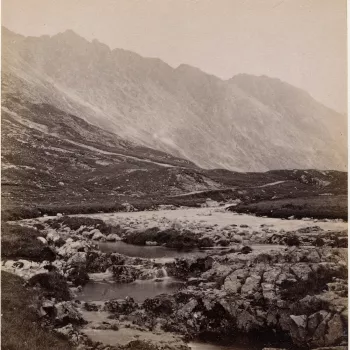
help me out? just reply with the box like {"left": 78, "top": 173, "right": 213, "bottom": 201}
{"left": 78, "top": 240, "right": 288, "bottom": 350}
{"left": 98, "top": 241, "right": 207, "bottom": 258}
{"left": 189, "top": 340, "right": 268, "bottom": 350}
{"left": 77, "top": 278, "right": 184, "bottom": 302}
{"left": 80, "top": 241, "right": 285, "bottom": 303}
{"left": 98, "top": 241, "right": 285, "bottom": 258}
{"left": 190, "top": 342, "right": 253, "bottom": 350}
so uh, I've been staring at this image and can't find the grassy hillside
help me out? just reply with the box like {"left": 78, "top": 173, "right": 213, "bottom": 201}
{"left": 1, "top": 271, "right": 72, "bottom": 350}
{"left": 230, "top": 195, "right": 348, "bottom": 220}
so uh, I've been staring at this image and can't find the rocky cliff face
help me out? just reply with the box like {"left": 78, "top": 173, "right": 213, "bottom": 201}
{"left": 2, "top": 27, "right": 347, "bottom": 171}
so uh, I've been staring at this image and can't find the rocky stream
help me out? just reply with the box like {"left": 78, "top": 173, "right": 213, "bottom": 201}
{"left": 2, "top": 207, "right": 348, "bottom": 350}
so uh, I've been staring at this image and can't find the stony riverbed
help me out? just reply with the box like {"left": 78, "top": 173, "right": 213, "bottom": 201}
{"left": 2, "top": 207, "right": 348, "bottom": 349}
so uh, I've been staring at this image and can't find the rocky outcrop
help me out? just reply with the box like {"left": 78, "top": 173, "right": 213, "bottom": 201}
{"left": 167, "top": 256, "right": 214, "bottom": 280}
{"left": 104, "top": 297, "right": 138, "bottom": 315}
{"left": 114, "top": 247, "right": 348, "bottom": 348}
{"left": 267, "top": 229, "right": 348, "bottom": 248}
{"left": 65, "top": 263, "right": 90, "bottom": 286}
{"left": 3, "top": 215, "right": 348, "bottom": 349}
{"left": 123, "top": 227, "right": 212, "bottom": 249}
{"left": 86, "top": 251, "right": 126, "bottom": 273}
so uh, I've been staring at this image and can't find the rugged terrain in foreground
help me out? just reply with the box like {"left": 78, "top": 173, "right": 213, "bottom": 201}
{"left": 2, "top": 206, "right": 348, "bottom": 350}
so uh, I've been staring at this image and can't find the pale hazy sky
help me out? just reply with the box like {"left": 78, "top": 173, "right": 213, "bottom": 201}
{"left": 2, "top": 0, "right": 347, "bottom": 113}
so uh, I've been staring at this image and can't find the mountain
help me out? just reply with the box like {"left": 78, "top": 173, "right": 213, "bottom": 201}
{"left": 2, "top": 95, "right": 232, "bottom": 214}
{"left": 2, "top": 95, "right": 347, "bottom": 219}
{"left": 2, "top": 27, "right": 347, "bottom": 172}
{"left": 2, "top": 88, "right": 347, "bottom": 219}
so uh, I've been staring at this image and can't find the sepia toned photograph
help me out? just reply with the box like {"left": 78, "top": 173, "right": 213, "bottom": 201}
{"left": 0, "top": 0, "right": 348, "bottom": 349}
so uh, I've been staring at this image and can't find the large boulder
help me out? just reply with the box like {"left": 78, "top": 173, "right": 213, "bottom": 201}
{"left": 91, "top": 229, "right": 106, "bottom": 241}
{"left": 241, "top": 274, "right": 262, "bottom": 296}
{"left": 57, "top": 240, "right": 87, "bottom": 259}
{"left": 106, "top": 233, "right": 121, "bottom": 242}
{"left": 143, "top": 294, "right": 176, "bottom": 315}
{"left": 104, "top": 297, "right": 138, "bottom": 315}
{"left": 65, "top": 263, "right": 89, "bottom": 286}
{"left": 54, "top": 301, "right": 86, "bottom": 326}
{"left": 67, "top": 252, "right": 87, "bottom": 265}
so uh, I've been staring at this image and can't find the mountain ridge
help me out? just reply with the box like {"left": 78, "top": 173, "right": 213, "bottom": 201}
{"left": 2, "top": 26, "right": 347, "bottom": 171}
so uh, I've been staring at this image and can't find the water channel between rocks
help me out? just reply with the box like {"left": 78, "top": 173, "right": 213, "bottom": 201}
{"left": 77, "top": 241, "right": 285, "bottom": 303}
{"left": 69, "top": 209, "right": 347, "bottom": 350}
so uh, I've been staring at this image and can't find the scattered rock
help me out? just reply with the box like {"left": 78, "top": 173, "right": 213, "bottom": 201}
{"left": 106, "top": 233, "right": 121, "bottom": 241}
{"left": 91, "top": 229, "right": 106, "bottom": 241}
{"left": 240, "top": 246, "right": 253, "bottom": 254}
{"left": 37, "top": 236, "right": 48, "bottom": 245}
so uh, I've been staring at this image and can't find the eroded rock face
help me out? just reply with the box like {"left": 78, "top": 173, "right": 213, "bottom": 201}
{"left": 114, "top": 247, "right": 348, "bottom": 348}
{"left": 223, "top": 268, "right": 248, "bottom": 293}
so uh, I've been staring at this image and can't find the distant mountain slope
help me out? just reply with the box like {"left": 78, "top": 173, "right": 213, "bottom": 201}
{"left": 2, "top": 90, "right": 346, "bottom": 217}
{"left": 2, "top": 27, "right": 347, "bottom": 171}
{"left": 2, "top": 95, "right": 225, "bottom": 210}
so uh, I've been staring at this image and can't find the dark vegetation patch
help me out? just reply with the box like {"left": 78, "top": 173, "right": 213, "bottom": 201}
{"left": 229, "top": 195, "right": 348, "bottom": 221}
{"left": 1, "top": 271, "right": 72, "bottom": 350}
{"left": 1, "top": 199, "right": 184, "bottom": 221}
{"left": 27, "top": 272, "right": 71, "bottom": 301}
{"left": 284, "top": 235, "right": 301, "bottom": 247}
{"left": 2, "top": 223, "right": 56, "bottom": 262}
{"left": 2, "top": 172, "right": 347, "bottom": 221}
{"left": 1, "top": 206, "right": 42, "bottom": 221}
{"left": 45, "top": 215, "right": 115, "bottom": 234}
{"left": 267, "top": 229, "right": 348, "bottom": 248}
{"left": 123, "top": 228, "right": 213, "bottom": 249}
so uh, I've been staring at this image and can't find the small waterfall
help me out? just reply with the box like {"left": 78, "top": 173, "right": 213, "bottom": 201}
{"left": 161, "top": 267, "right": 168, "bottom": 278}
{"left": 154, "top": 266, "right": 169, "bottom": 279}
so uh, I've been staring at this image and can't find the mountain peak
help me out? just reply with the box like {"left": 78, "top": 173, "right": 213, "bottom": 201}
{"left": 176, "top": 63, "right": 221, "bottom": 81}
{"left": 176, "top": 63, "right": 208, "bottom": 75}
{"left": 52, "top": 29, "right": 87, "bottom": 44}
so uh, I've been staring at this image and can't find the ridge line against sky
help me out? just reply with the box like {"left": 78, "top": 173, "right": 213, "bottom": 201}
{"left": 1, "top": 24, "right": 341, "bottom": 111}
{"left": 2, "top": 0, "right": 347, "bottom": 113}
